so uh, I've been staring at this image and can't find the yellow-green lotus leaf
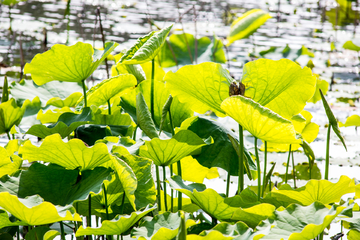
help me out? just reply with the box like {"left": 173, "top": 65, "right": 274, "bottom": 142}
{"left": 0, "top": 146, "right": 22, "bottom": 178}
{"left": 139, "top": 130, "right": 207, "bottom": 166}
{"left": 0, "top": 98, "right": 27, "bottom": 135}
{"left": 46, "top": 92, "right": 83, "bottom": 108}
{"left": 165, "top": 62, "right": 233, "bottom": 117}
{"left": 172, "top": 156, "right": 219, "bottom": 183}
{"left": 340, "top": 114, "right": 360, "bottom": 127}
{"left": 43, "top": 230, "right": 60, "bottom": 240}
{"left": 37, "top": 107, "right": 73, "bottom": 124}
{"left": 24, "top": 42, "right": 119, "bottom": 85}
{"left": 141, "top": 61, "right": 165, "bottom": 82}
{"left": 76, "top": 74, "right": 137, "bottom": 108}
{"left": 120, "top": 25, "right": 173, "bottom": 64}
{"left": 227, "top": 9, "right": 271, "bottom": 46}
{"left": 0, "top": 192, "right": 81, "bottom": 225}
{"left": 308, "top": 77, "right": 329, "bottom": 103}
{"left": 188, "top": 231, "right": 235, "bottom": 240}
{"left": 271, "top": 175, "right": 355, "bottom": 205}
{"left": 19, "top": 134, "right": 112, "bottom": 171}
{"left": 241, "top": 58, "right": 316, "bottom": 119}
{"left": 221, "top": 96, "right": 301, "bottom": 144}
{"left": 343, "top": 40, "right": 360, "bottom": 51}
{"left": 75, "top": 205, "right": 156, "bottom": 236}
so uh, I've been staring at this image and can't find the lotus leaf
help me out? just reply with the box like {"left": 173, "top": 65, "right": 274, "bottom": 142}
{"left": 19, "top": 133, "right": 112, "bottom": 171}
{"left": 24, "top": 41, "right": 118, "bottom": 85}
{"left": 271, "top": 175, "right": 355, "bottom": 205}
{"left": 119, "top": 24, "right": 173, "bottom": 64}
{"left": 221, "top": 96, "right": 301, "bottom": 144}
{"left": 139, "top": 130, "right": 207, "bottom": 166}
{"left": 111, "top": 61, "right": 146, "bottom": 84}
{"left": 0, "top": 98, "right": 27, "bottom": 135}
{"left": 0, "top": 192, "right": 81, "bottom": 225}
{"left": 37, "top": 107, "right": 73, "bottom": 124}
{"left": 76, "top": 205, "right": 156, "bottom": 236}
{"left": 241, "top": 58, "right": 316, "bottom": 119}
{"left": 10, "top": 80, "right": 83, "bottom": 107}
{"left": 141, "top": 61, "right": 165, "bottom": 82}
{"left": 0, "top": 209, "right": 26, "bottom": 229}
{"left": 343, "top": 40, "right": 360, "bottom": 51}
{"left": 43, "top": 230, "right": 60, "bottom": 240}
{"left": 259, "top": 44, "right": 314, "bottom": 61}
{"left": 308, "top": 78, "right": 329, "bottom": 103}
{"left": 227, "top": 9, "right": 271, "bottom": 46}
{"left": 158, "top": 33, "right": 226, "bottom": 67}
{"left": 165, "top": 62, "right": 233, "bottom": 117}
{"left": 0, "top": 146, "right": 22, "bottom": 178}
{"left": 24, "top": 226, "right": 51, "bottom": 240}
{"left": 188, "top": 231, "right": 234, "bottom": 240}
{"left": 348, "top": 230, "right": 360, "bottom": 240}
{"left": 136, "top": 92, "right": 159, "bottom": 139}
{"left": 340, "top": 114, "right": 360, "bottom": 127}
{"left": 202, "top": 221, "right": 253, "bottom": 238}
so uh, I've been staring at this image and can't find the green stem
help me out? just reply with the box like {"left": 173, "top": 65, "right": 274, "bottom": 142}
{"left": 177, "top": 161, "right": 182, "bottom": 210}
{"left": 60, "top": 222, "right": 65, "bottom": 240}
{"left": 82, "top": 80, "right": 87, "bottom": 108}
{"left": 285, "top": 145, "right": 292, "bottom": 184}
{"left": 162, "top": 166, "right": 168, "bottom": 211}
{"left": 262, "top": 141, "right": 268, "bottom": 197}
{"left": 308, "top": 156, "right": 312, "bottom": 180}
{"left": 6, "top": 131, "right": 11, "bottom": 140}
{"left": 133, "top": 125, "right": 138, "bottom": 141}
{"left": 170, "top": 164, "right": 174, "bottom": 212}
{"left": 87, "top": 195, "right": 92, "bottom": 240}
{"left": 150, "top": 59, "right": 155, "bottom": 122}
{"left": 325, "top": 124, "right": 331, "bottom": 180}
{"left": 168, "top": 108, "right": 175, "bottom": 136}
{"left": 17, "top": 226, "right": 20, "bottom": 240}
{"left": 103, "top": 184, "right": 109, "bottom": 220}
{"left": 107, "top": 100, "right": 111, "bottom": 115}
{"left": 120, "top": 191, "right": 126, "bottom": 215}
{"left": 155, "top": 165, "right": 162, "bottom": 211}
{"left": 238, "top": 124, "right": 244, "bottom": 194}
{"left": 292, "top": 151, "right": 296, "bottom": 189}
{"left": 254, "top": 137, "right": 261, "bottom": 201}
{"left": 226, "top": 171, "right": 230, "bottom": 197}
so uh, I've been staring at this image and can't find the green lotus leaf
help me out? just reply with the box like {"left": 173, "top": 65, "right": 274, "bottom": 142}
{"left": 0, "top": 98, "right": 27, "bottom": 135}
{"left": 221, "top": 96, "right": 301, "bottom": 144}
{"left": 308, "top": 77, "right": 329, "bottom": 103}
{"left": 320, "top": 89, "right": 347, "bottom": 150}
{"left": 121, "top": 79, "right": 193, "bottom": 133}
{"left": 188, "top": 231, "right": 235, "bottom": 240}
{"left": 258, "top": 44, "right": 315, "bottom": 61}
{"left": 0, "top": 209, "right": 26, "bottom": 228}
{"left": 158, "top": 33, "right": 226, "bottom": 68}
{"left": 1, "top": 0, "right": 25, "bottom": 5}
{"left": 119, "top": 25, "right": 173, "bottom": 64}
{"left": 136, "top": 92, "right": 159, "bottom": 139}
{"left": 0, "top": 146, "right": 22, "bottom": 178}
{"left": 340, "top": 114, "right": 360, "bottom": 127}
{"left": 179, "top": 116, "right": 256, "bottom": 176}
{"left": 24, "top": 226, "right": 51, "bottom": 240}
{"left": 343, "top": 40, "right": 360, "bottom": 51}
{"left": 202, "top": 221, "right": 253, "bottom": 239}
{"left": 76, "top": 74, "right": 137, "bottom": 108}
{"left": 10, "top": 80, "right": 83, "bottom": 107}
{"left": 43, "top": 230, "right": 60, "bottom": 240}
{"left": 165, "top": 62, "right": 233, "bottom": 117}
{"left": 271, "top": 175, "right": 355, "bottom": 206}
{"left": 24, "top": 41, "right": 119, "bottom": 85}
{"left": 131, "top": 211, "right": 197, "bottom": 240}
{"left": 348, "top": 230, "right": 360, "bottom": 240}
{"left": 172, "top": 156, "right": 219, "bottom": 183}
{"left": 241, "top": 58, "right": 316, "bottom": 119}
{"left": 93, "top": 106, "right": 134, "bottom": 127}
{"left": 19, "top": 133, "right": 112, "bottom": 171}
{"left": 158, "top": 189, "right": 200, "bottom": 213}
{"left": 255, "top": 202, "right": 349, "bottom": 240}
{"left": 168, "top": 176, "right": 275, "bottom": 228}
{"left": 277, "top": 163, "right": 321, "bottom": 182}
{"left": 139, "top": 130, "right": 207, "bottom": 166}
{"left": 37, "top": 107, "right": 73, "bottom": 124}
{"left": 113, "top": 152, "right": 156, "bottom": 210}
{"left": 26, "top": 107, "right": 93, "bottom": 139}
{"left": 227, "top": 9, "right": 271, "bottom": 46}
{"left": 12, "top": 163, "right": 111, "bottom": 206}
{"left": 111, "top": 61, "right": 146, "bottom": 84}
{"left": 76, "top": 205, "right": 156, "bottom": 236}
{"left": 0, "top": 192, "right": 81, "bottom": 225}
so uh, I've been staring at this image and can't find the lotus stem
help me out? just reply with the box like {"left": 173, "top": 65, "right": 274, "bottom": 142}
{"left": 292, "top": 151, "right": 296, "bottom": 189}
{"left": 155, "top": 165, "right": 162, "bottom": 211}
{"left": 308, "top": 156, "right": 312, "bottom": 180}
{"left": 60, "top": 221, "right": 65, "bottom": 240}
{"left": 17, "top": 226, "right": 20, "bottom": 240}
{"left": 103, "top": 184, "right": 109, "bottom": 220}
{"left": 262, "top": 141, "right": 268, "bottom": 197}
{"left": 82, "top": 80, "right": 87, "bottom": 108}
{"left": 177, "top": 161, "right": 183, "bottom": 210}
{"left": 107, "top": 100, "right": 111, "bottom": 115}
{"left": 150, "top": 59, "right": 155, "bottom": 122}
{"left": 285, "top": 145, "right": 292, "bottom": 184}
{"left": 6, "top": 132, "right": 11, "bottom": 141}
{"left": 170, "top": 165, "right": 174, "bottom": 212}
{"left": 226, "top": 171, "right": 230, "bottom": 197}
{"left": 325, "top": 124, "right": 331, "bottom": 180}
{"left": 254, "top": 137, "right": 261, "bottom": 201}
{"left": 238, "top": 124, "right": 244, "bottom": 194}
{"left": 87, "top": 195, "right": 92, "bottom": 240}
{"left": 162, "top": 166, "right": 168, "bottom": 211}
{"left": 133, "top": 125, "right": 138, "bottom": 141}
{"left": 120, "top": 191, "right": 126, "bottom": 215}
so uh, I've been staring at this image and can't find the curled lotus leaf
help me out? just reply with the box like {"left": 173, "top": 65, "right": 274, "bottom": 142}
{"left": 0, "top": 98, "right": 27, "bottom": 135}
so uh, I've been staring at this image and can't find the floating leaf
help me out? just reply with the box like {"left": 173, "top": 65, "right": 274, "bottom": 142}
{"left": 165, "top": 62, "right": 233, "bottom": 117}
{"left": 308, "top": 78, "right": 329, "bottom": 104}
{"left": 19, "top": 134, "right": 112, "bottom": 171}
{"left": 139, "top": 130, "right": 207, "bottom": 166}
{"left": 10, "top": 80, "right": 83, "bottom": 107}
{"left": 0, "top": 98, "right": 27, "bottom": 135}
{"left": 221, "top": 96, "right": 301, "bottom": 144}
{"left": 320, "top": 89, "right": 347, "bottom": 150}
{"left": 241, "top": 58, "right": 316, "bottom": 119}
{"left": 120, "top": 25, "right": 173, "bottom": 64}
{"left": 0, "top": 192, "right": 81, "bottom": 225}
{"left": 24, "top": 42, "right": 119, "bottom": 85}
{"left": 76, "top": 205, "right": 156, "bottom": 236}
{"left": 158, "top": 33, "right": 226, "bottom": 67}
{"left": 227, "top": 9, "right": 271, "bottom": 46}
{"left": 340, "top": 114, "right": 360, "bottom": 127}
{"left": 343, "top": 40, "right": 360, "bottom": 51}
{"left": 271, "top": 175, "right": 355, "bottom": 206}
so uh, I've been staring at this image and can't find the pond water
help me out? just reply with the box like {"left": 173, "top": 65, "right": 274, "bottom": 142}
{"left": 1, "top": 0, "right": 360, "bottom": 238}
